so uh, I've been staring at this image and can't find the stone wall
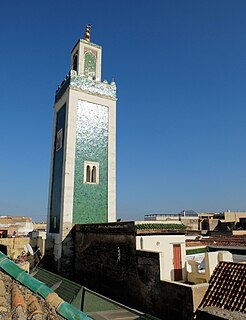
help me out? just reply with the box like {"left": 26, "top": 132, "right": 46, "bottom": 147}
{"left": 72, "top": 222, "right": 207, "bottom": 320}
{"left": 0, "top": 237, "right": 29, "bottom": 259}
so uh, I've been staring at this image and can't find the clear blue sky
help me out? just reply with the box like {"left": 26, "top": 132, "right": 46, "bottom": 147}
{"left": 1, "top": 0, "right": 246, "bottom": 221}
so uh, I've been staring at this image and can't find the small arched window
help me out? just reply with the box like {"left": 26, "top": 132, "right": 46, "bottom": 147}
{"left": 84, "top": 161, "right": 99, "bottom": 184}
{"left": 86, "top": 165, "right": 91, "bottom": 183}
{"left": 91, "top": 166, "right": 97, "bottom": 183}
{"left": 72, "top": 52, "right": 78, "bottom": 72}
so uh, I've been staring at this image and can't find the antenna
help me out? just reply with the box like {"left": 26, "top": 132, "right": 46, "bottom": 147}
{"left": 27, "top": 244, "right": 34, "bottom": 255}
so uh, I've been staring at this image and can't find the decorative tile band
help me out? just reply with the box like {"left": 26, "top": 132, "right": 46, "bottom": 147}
{"left": 70, "top": 70, "right": 117, "bottom": 99}
{"left": 55, "top": 71, "right": 117, "bottom": 102}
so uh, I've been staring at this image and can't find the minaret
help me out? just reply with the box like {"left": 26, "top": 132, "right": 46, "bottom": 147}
{"left": 46, "top": 25, "right": 116, "bottom": 268}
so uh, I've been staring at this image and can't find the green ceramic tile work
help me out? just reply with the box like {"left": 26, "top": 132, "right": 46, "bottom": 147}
{"left": 84, "top": 52, "right": 96, "bottom": 78}
{"left": 73, "top": 100, "right": 108, "bottom": 223}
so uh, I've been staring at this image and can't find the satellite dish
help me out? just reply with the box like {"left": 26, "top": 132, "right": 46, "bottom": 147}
{"left": 199, "top": 259, "right": 205, "bottom": 270}
{"left": 27, "top": 244, "right": 34, "bottom": 255}
{"left": 23, "top": 245, "right": 28, "bottom": 254}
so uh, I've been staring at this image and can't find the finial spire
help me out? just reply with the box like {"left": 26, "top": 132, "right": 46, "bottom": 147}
{"left": 84, "top": 24, "right": 91, "bottom": 42}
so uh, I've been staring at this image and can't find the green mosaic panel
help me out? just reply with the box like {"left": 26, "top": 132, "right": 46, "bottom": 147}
{"left": 84, "top": 52, "right": 96, "bottom": 78}
{"left": 73, "top": 100, "right": 108, "bottom": 224}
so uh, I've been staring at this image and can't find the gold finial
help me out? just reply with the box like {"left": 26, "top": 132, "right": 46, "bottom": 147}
{"left": 84, "top": 24, "right": 91, "bottom": 42}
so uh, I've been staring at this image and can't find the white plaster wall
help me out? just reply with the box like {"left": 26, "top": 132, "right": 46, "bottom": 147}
{"left": 55, "top": 92, "right": 70, "bottom": 243}
{"left": 61, "top": 90, "right": 77, "bottom": 230}
{"left": 136, "top": 235, "right": 186, "bottom": 281}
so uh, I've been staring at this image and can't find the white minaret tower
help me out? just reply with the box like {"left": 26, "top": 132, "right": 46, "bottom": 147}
{"left": 46, "top": 25, "right": 117, "bottom": 271}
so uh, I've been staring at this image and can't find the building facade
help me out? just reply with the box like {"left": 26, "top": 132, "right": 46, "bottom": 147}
{"left": 46, "top": 25, "right": 117, "bottom": 264}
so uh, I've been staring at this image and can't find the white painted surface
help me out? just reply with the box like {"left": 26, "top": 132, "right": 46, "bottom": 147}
{"left": 136, "top": 235, "right": 186, "bottom": 281}
{"left": 187, "top": 251, "right": 233, "bottom": 284}
{"left": 186, "top": 253, "right": 205, "bottom": 273}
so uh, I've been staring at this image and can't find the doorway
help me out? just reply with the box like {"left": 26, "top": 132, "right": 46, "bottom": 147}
{"left": 173, "top": 244, "right": 182, "bottom": 281}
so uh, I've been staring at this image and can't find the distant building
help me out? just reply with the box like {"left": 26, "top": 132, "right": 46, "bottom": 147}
{"left": 199, "top": 211, "right": 246, "bottom": 231}
{"left": 0, "top": 216, "right": 33, "bottom": 237}
{"left": 30, "top": 223, "right": 47, "bottom": 256}
{"left": 145, "top": 210, "right": 199, "bottom": 230}
{"left": 145, "top": 210, "right": 246, "bottom": 232}
{"left": 145, "top": 210, "right": 198, "bottom": 220}
{"left": 31, "top": 223, "right": 46, "bottom": 238}
{"left": 0, "top": 216, "right": 33, "bottom": 258}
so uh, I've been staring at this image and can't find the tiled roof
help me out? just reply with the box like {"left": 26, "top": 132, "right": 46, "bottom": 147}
{"left": 199, "top": 261, "right": 246, "bottom": 313}
{"left": 136, "top": 223, "right": 186, "bottom": 230}
{"left": 0, "top": 271, "right": 64, "bottom": 319}
{"left": 0, "top": 252, "right": 90, "bottom": 319}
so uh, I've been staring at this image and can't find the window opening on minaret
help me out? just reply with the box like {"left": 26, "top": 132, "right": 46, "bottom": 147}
{"left": 72, "top": 52, "right": 78, "bottom": 72}
{"left": 86, "top": 165, "right": 91, "bottom": 183}
{"left": 84, "top": 161, "right": 99, "bottom": 184}
{"left": 92, "top": 166, "right": 97, "bottom": 183}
